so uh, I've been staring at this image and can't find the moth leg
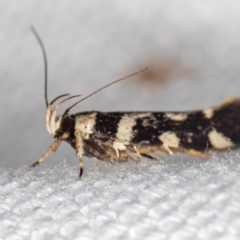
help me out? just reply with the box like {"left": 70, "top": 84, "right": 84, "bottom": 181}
{"left": 30, "top": 139, "right": 61, "bottom": 168}
{"left": 133, "top": 145, "right": 142, "bottom": 158}
{"left": 162, "top": 146, "right": 173, "bottom": 155}
{"left": 123, "top": 145, "right": 140, "bottom": 162}
{"left": 184, "top": 149, "right": 209, "bottom": 159}
{"left": 78, "top": 157, "right": 84, "bottom": 178}
{"left": 75, "top": 131, "right": 84, "bottom": 178}
{"left": 141, "top": 153, "right": 156, "bottom": 160}
{"left": 115, "top": 148, "right": 120, "bottom": 158}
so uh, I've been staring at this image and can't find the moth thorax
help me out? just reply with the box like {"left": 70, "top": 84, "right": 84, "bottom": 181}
{"left": 54, "top": 115, "right": 75, "bottom": 140}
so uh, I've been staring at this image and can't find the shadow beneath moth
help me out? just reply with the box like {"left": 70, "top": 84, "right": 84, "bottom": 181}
{"left": 30, "top": 27, "right": 240, "bottom": 178}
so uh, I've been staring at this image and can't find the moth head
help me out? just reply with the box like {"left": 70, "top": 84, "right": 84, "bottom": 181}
{"left": 45, "top": 94, "right": 79, "bottom": 138}
{"left": 45, "top": 94, "right": 81, "bottom": 138}
{"left": 45, "top": 105, "right": 74, "bottom": 141}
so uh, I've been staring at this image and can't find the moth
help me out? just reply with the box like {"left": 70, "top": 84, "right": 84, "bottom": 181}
{"left": 30, "top": 27, "right": 240, "bottom": 177}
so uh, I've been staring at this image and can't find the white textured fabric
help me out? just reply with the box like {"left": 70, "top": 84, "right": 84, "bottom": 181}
{"left": 1, "top": 155, "right": 240, "bottom": 240}
{"left": 1, "top": 1, "right": 240, "bottom": 239}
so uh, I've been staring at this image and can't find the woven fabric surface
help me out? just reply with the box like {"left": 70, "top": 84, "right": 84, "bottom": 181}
{"left": 1, "top": 155, "right": 240, "bottom": 240}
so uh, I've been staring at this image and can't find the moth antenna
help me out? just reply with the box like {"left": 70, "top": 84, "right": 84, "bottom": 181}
{"left": 30, "top": 26, "right": 49, "bottom": 107}
{"left": 62, "top": 67, "right": 148, "bottom": 117}
{"left": 49, "top": 94, "right": 71, "bottom": 106}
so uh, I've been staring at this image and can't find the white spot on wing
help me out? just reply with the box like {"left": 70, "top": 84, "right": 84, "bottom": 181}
{"left": 159, "top": 131, "right": 180, "bottom": 148}
{"left": 165, "top": 113, "right": 188, "bottom": 121}
{"left": 203, "top": 108, "right": 214, "bottom": 119}
{"left": 116, "top": 113, "right": 151, "bottom": 141}
{"left": 116, "top": 116, "right": 136, "bottom": 142}
{"left": 208, "top": 130, "right": 234, "bottom": 149}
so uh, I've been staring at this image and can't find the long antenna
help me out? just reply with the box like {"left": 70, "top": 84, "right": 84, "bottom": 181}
{"left": 30, "top": 26, "right": 49, "bottom": 107}
{"left": 62, "top": 67, "right": 148, "bottom": 117}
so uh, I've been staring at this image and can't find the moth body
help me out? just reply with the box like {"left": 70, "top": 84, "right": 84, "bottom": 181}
{"left": 37, "top": 97, "right": 240, "bottom": 178}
